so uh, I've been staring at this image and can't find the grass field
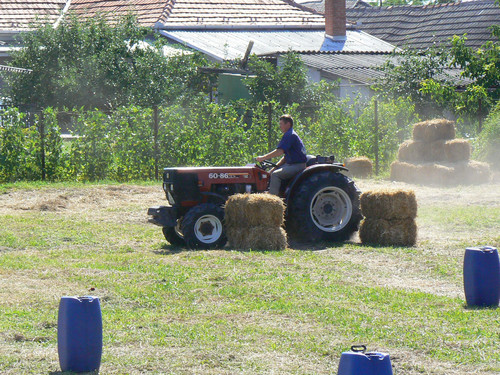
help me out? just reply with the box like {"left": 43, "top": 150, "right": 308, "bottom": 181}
{"left": 0, "top": 178, "right": 499, "bottom": 374}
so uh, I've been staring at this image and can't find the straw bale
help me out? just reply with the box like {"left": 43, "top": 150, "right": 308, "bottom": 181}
{"left": 444, "top": 139, "right": 471, "bottom": 163}
{"left": 344, "top": 157, "right": 373, "bottom": 178}
{"left": 398, "top": 140, "right": 446, "bottom": 163}
{"left": 390, "top": 161, "right": 419, "bottom": 183}
{"left": 227, "top": 226, "right": 287, "bottom": 250}
{"left": 359, "top": 218, "right": 417, "bottom": 247}
{"left": 360, "top": 189, "right": 417, "bottom": 219}
{"left": 225, "top": 193, "right": 284, "bottom": 228}
{"left": 412, "top": 119, "right": 455, "bottom": 142}
{"left": 418, "top": 163, "right": 455, "bottom": 185}
{"left": 452, "top": 161, "right": 491, "bottom": 185}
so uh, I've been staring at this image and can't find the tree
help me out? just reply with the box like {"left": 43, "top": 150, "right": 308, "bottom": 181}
{"left": 5, "top": 13, "right": 211, "bottom": 110}
{"left": 243, "top": 52, "right": 336, "bottom": 108}
{"left": 376, "top": 26, "right": 499, "bottom": 134}
{"left": 374, "top": 45, "right": 454, "bottom": 118}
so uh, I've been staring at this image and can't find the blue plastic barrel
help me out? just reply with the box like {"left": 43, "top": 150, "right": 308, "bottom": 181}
{"left": 464, "top": 247, "right": 500, "bottom": 307}
{"left": 338, "top": 345, "right": 393, "bottom": 375}
{"left": 58, "top": 296, "right": 103, "bottom": 373}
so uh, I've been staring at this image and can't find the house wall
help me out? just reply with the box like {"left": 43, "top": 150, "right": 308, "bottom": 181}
{"left": 305, "top": 65, "right": 374, "bottom": 100}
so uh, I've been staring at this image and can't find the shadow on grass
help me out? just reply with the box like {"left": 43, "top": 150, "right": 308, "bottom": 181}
{"left": 463, "top": 304, "right": 499, "bottom": 310}
{"left": 153, "top": 243, "right": 188, "bottom": 255}
{"left": 153, "top": 239, "right": 357, "bottom": 255}
{"left": 50, "top": 371, "right": 98, "bottom": 375}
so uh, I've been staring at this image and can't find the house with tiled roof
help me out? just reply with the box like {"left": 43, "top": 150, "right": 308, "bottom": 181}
{"left": 302, "top": 0, "right": 500, "bottom": 50}
{"left": 0, "top": 0, "right": 396, "bottom": 100}
{"left": 68, "top": 0, "right": 395, "bottom": 61}
{"left": 66, "top": 0, "right": 397, "bottom": 100}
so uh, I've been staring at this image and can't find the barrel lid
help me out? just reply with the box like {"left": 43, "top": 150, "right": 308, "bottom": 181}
{"left": 61, "top": 296, "right": 99, "bottom": 302}
{"left": 342, "top": 345, "right": 390, "bottom": 360}
{"left": 466, "top": 246, "right": 497, "bottom": 253}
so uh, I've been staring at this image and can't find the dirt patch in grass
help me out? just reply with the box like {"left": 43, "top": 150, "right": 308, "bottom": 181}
{"left": 0, "top": 185, "right": 161, "bottom": 224}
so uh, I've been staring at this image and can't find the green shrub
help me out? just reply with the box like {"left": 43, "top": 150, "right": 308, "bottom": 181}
{"left": 473, "top": 103, "right": 500, "bottom": 169}
{"left": 109, "top": 106, "right": 155, "bottom": 181}
{"left": 68, "top": 110, "right": 113, "bottom": 181}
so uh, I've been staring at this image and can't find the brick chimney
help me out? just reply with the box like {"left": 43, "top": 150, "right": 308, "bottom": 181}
{"left": 325, "top": 0, "right": 346, "bottom": 38}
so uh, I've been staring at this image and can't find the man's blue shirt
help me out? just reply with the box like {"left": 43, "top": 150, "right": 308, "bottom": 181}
{"left": 277, "top": 128, "right": 307, "bottom": 164}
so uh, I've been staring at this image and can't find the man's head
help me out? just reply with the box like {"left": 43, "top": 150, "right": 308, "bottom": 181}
{"left": 279, "top": 114, "right": 293, "bottom": 133}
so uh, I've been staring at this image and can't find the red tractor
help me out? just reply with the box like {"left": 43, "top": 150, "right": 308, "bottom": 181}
{"left": 148, "top": 156, "right": 362, "bottom": 249}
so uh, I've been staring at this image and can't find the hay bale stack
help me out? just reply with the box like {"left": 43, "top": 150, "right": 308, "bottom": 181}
{"left": 359, "top": 218, "right": 417, "bottom": 247}
{"left": 360, "top": 189, "right": 417, "bottom": 246}
{"left": 225, "top": 193, "right": 287, "bottom": 250}
{"left": 392, "top": 118, "right": 490, "bottom": 186}
{"left": 412, "top": 118, "right": 455, "bottom": 142}
{"left": 361, "top": 189, "right": 417, "bottom": 219}
{"left": 444, "top": 139, "right": 471, "bottom": 162}
{"left": 345, "top": 157, "right": 373, "bottom": 178}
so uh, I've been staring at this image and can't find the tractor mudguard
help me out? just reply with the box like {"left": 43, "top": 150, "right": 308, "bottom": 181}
{"left": 285, "top": 164, "right": 348, "bottom": 203}
{"left": 147, "top": 206, "right": 177, "bottom": 227}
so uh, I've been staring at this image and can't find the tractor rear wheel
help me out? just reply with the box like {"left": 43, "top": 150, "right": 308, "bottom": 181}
{"left": 287, "top": 171, "right": 361, "bottom": 242}
{"left": 162, "top": 222, "right": 185, "bottom": 246}
{"left": 182, "top": 203, "right": 227, "bottom": 249}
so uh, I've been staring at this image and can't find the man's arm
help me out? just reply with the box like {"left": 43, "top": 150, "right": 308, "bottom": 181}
{"left": 256, "top": 148, "right": 284, "bottom": 162}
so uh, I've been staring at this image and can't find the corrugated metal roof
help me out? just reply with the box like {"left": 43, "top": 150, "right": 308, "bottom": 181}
{"left": 160, "top": 29, "right": 395, "bottom": 60}
{"left": 299, "top": 52, "right": 389, "bottom": 83}
{"left": 288, "top": 51, "right": 470, "bottom": 86}
{"left": 0, "top": 64, "right": 32, "bottom": 73}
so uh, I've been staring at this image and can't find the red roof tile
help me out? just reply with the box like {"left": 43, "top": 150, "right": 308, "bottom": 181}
{"left": 70, "top": 0, "right": 169, "bottom": 26}
{"left": 0, "top": 0, "right": 68, "bottom": 31}
{"left": 69, "top": 0, "right": 324, "bottom": 27}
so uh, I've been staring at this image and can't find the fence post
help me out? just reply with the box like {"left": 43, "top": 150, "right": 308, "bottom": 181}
{"left": 267, "top": 102, "right": 273, "bottom": 151}
{"left": 374, "top": 99, "right": 379, "bottom": 176}
{"left": 153, "top": 106, "right": 159, "bottom": 180}
{"left": 40, "top": 111, "right": 46, "bottom": 181}
{"left": 478, "top": 98, "right": 483, "bottom": 133}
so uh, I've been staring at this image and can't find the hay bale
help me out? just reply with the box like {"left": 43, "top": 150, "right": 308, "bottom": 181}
{"left": 359, "top": 218, "right": 417, "bottom": 246}
{"left": 444, "top": 139, "right": 471, "bottom": 163}
{"left": 226, "top": 226, "right": 287, "bottom": 250}
{"left": 418, "top": 163, "right": 455, "bottom": 185}
{"left": 360, "top": 189, "right": 417, "bottom": 219}
{"left": 398, "top": 140, "right": 446, "bottom": 163}
{"left": 452, "top": 161, "right": 491, "bottom": 185}
{"left": 344, "top": 157, "right": 373, "bottom": 178}
{"left": 225, "top": 193, "right": 284, "bottom": 228}
{"left": 390, "top": 161, "right": 419, "bottom": 183}
{"left": 412, "top": 119, "right": 455, "bottom": 142}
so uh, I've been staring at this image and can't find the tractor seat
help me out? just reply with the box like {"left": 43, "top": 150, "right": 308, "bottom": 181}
{"left": 306, "top": 155, "right": 317, "bottom": 167}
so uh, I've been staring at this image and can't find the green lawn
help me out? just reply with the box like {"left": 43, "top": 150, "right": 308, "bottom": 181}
{"left": 0, "top": 180, "right": 499, "bottom": 374}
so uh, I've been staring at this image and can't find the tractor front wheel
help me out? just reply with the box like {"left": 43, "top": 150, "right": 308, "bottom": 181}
{"left": 182, "top": 204, "right": 226, "bottom": 249}
{"left": 287, "top": 171, "right": 361, "bottom": 242}
{"left": 162, "top": 221, "right": 185, "bottom": 246}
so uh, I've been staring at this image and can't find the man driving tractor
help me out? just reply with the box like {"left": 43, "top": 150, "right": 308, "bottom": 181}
{"left": 256, "top": 114, "right": 307, "bottom": 195}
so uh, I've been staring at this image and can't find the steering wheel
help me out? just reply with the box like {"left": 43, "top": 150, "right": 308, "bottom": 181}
{"left": 257, "top": 160, "right": 278, "bottom": 171}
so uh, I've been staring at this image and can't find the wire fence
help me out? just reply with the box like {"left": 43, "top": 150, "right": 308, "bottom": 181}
{"left": 0, "top": 98, "right": 494, "bottom": 183}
